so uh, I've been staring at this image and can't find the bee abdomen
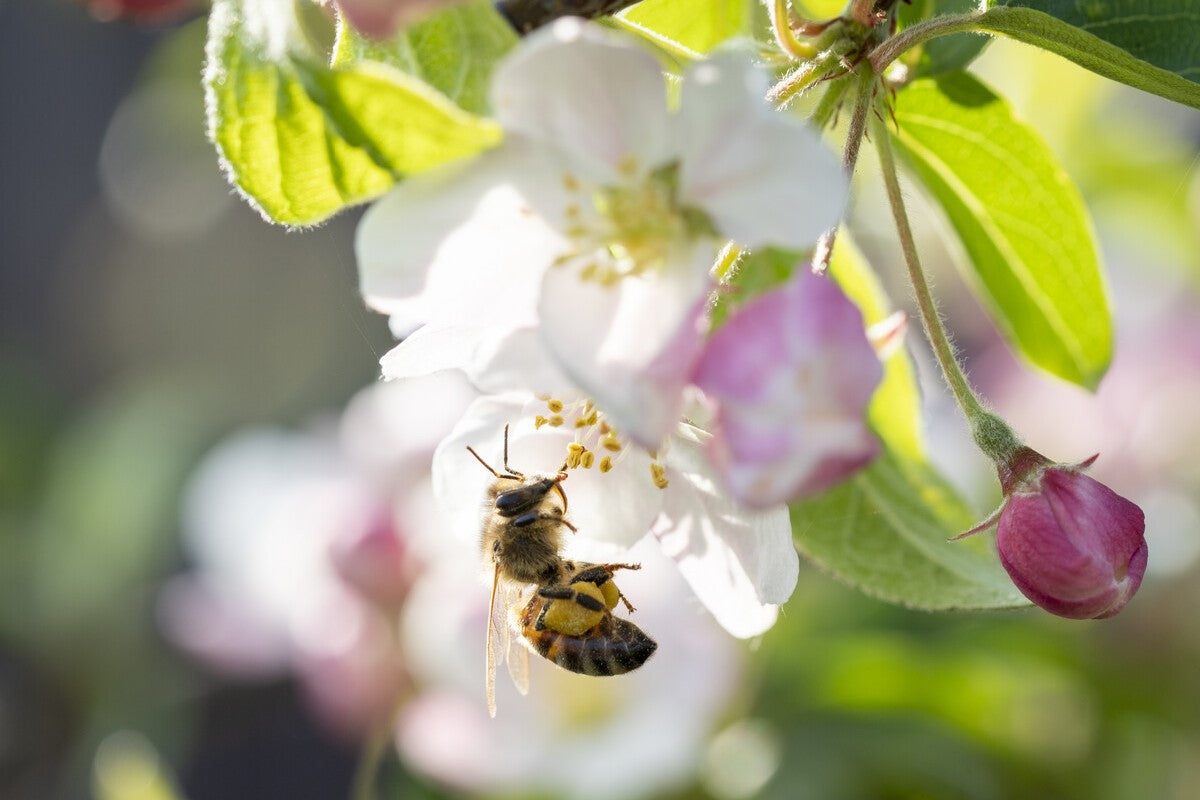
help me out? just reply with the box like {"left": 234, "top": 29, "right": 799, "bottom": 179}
{"left": 524, "top": 615, "right": 657, "bottom": 676}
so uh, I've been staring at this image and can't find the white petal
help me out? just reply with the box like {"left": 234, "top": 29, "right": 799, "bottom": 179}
{"left": 380, "top": 324, "right": 578, "bottom": 400}
{"left": 468, "top": 326, "right": 578, "bottom": 397}
{"left": 652, "top": 426, "right": 797, "bottom": 638}
{"left": 491, "top": 18, "right": 673, "bottom": 182}
{"left": 537, "top": 245, "right": 713, "bottom": 447}
{"left": 676, "top": 54, "right": 847, "bottom": 248}
{"left": 356, "top": 145, "right": 568, "bottom": 333}
{"left": 379, "top": 325, "right": 485, "bottom": 380}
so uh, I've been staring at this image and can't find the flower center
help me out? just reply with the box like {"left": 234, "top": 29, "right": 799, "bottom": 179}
{"left": 533, "top": 395, "right": 669, "bottom": 490}
{"left": 556, "top": 161, "right": 712, "bottom": 286}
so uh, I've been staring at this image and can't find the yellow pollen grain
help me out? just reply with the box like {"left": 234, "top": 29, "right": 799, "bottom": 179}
{"left": 650, "top": 463, "right": 669, "bottom": 490}
{"left": 547, "top": 399, "right": 564, "bottom": 413}
{"left": 581, "top": 451, "right": 595, "bottom": 469}
{"left": 599, "top": 456, "right": 613, "bottom": 473}
{"left": 549, "top": 415, "right": 564, "bottom": 427}
{"left": 535, "top": 415, "right": 548, "bottom": 429}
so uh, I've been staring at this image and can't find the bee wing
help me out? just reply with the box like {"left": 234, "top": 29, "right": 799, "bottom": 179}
{"left": 505, "top": 602, "right": 530, "bottom": 697}
{"left": 486, "top": 563, "right": 505, "bottom": 718}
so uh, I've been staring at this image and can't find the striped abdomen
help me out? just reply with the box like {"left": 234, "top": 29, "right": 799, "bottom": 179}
{"left": 519, "top": 600, "right": 657, "bottom": 676}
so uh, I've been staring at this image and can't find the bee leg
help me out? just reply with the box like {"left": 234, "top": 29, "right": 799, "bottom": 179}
{"left": 572, "top": 563, "right": 641, "bottom": 613}
{"left": 537, "top": 586, "right": 604, "bottom": 611}
{"left": 511, "top": 511, "right": 577, "bottom": 533}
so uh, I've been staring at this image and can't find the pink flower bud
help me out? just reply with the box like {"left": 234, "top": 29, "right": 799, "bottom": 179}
{"left": 334, "top": 0, "right": 462, "bottom": 39}
{"left": 996, "top": 449, "right": 1147, "bottom": 619}
{"left": 332, "top": 510, "right": 413, "bottom": 610}
{"left": 81, "top": 0, "right": 199, "bottom": 23}
{"left": 692, "top": 270, "right": 882, "bottom": 507}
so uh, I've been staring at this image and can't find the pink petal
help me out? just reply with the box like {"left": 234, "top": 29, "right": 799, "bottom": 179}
{"left": 693, "top": 271, "right": 882, "bottom": 507}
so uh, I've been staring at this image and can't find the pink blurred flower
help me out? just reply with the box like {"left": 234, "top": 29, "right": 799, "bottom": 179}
{"left": 993, "top": 448, "right": 1147, "bottom": 620}
{"left": 692, "top": 270, "right": 882, "bottom": 507}
{"left": 161, "top": 374, "right": 475, "bottom": 737}
{"left": 333, "top": 0, "right": 462, "bottom": 39}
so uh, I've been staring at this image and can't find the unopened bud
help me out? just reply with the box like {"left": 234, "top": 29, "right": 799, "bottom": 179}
{"left": 995, "top": 449, "right": 1147, "bottom": 619}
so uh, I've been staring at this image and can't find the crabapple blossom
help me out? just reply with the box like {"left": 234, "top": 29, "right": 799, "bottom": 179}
{"left": 693, "top": 270, "right": 882, "bottom": 507}
{"left": 433, "top": 391, "right": 797, "bottom": 638}
{"left": 395, "top": 539, "right": 741, "bottom": 799}
{"left": 992, "top": 448, "right": 1147, "bottom": 620}
{"left": 357, "top": 17, "right": 847, "bottom": 448}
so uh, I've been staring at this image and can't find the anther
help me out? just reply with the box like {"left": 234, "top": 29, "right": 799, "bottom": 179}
{"left": 547, "top": 399, "right": 564, "bottom": 413}
{"left": 549, "top": 415, "right": 564, "bottom": 427}
{"left": 581, "top": 451, "right": 595, "bottom": 469}
{"left": 565, "top": 442, "right": 586, "bottom": 470}
{"left": 535, "top": 415, "right": 548, "bottom": 429}
{"left": 602, "top": 432, "right": 622, "bottom": 452}
{"left": 599, "top": 456, "right": 613, "bottom": 473}
{"left": 650, "top": 463, "right": 669, "bottom": 490}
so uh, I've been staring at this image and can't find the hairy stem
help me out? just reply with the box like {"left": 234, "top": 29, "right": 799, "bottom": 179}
{"left": 768, "top": 50, "right": 841, "bottom": 105}
{"left": 871, "top": 110, "right": 1020, "bottom": 462}
{"left": 869, "top": 11, "right": 986, "bottom": 72}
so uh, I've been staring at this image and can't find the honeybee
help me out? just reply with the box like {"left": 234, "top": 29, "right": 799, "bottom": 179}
{"left": 467, "top": 426, "right": 657, "bottom": 716}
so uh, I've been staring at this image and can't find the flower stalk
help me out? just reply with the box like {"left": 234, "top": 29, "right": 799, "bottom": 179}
{"left": 870, "top": 108, "right": 1021, "bottom": 465}
{"left": 868, "top": 10, "right": 987, "bottom": 73}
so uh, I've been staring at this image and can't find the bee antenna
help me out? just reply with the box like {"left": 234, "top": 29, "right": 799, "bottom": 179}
{"left": 465, "top": 445, "right": 500, "bottom": 478}
{"left": 502, "top": 423, "right": 520, "bottom": 475}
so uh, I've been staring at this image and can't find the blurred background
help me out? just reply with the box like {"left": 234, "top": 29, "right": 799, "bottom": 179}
{"left": 2, "top": 1, "right": 1199, "bottom": 798}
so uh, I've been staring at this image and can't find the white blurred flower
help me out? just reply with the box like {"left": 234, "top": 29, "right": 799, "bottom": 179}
{"left": 395, "top": 539, "right": 741, "bottom": 799}
{"left": 160, "top": 373, "right": 476, "bottom": 736}
{"left": 433, "top": 391, "right": 797, "bottom": 638}
{"left": 357, "top": 18, "right": 847, "bottom": 448}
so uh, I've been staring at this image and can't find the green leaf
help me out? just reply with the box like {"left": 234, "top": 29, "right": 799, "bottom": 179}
{"left": 979, "top": 1, "right": 1200, "bottom": 109}
{"left": 331, "top": 0, "right": 518, "bottom": 116}
{"left": 892, "top": 72, "right": 1112, "bottom": 388}
{"left": 791, "top": 451, "right": 1026, "bottom": 611}
{"left": 616, "top": 0, "right": 752, "bottom": 60}
{"left": 206, "top": 0, "right": 501, "bottom": 225}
